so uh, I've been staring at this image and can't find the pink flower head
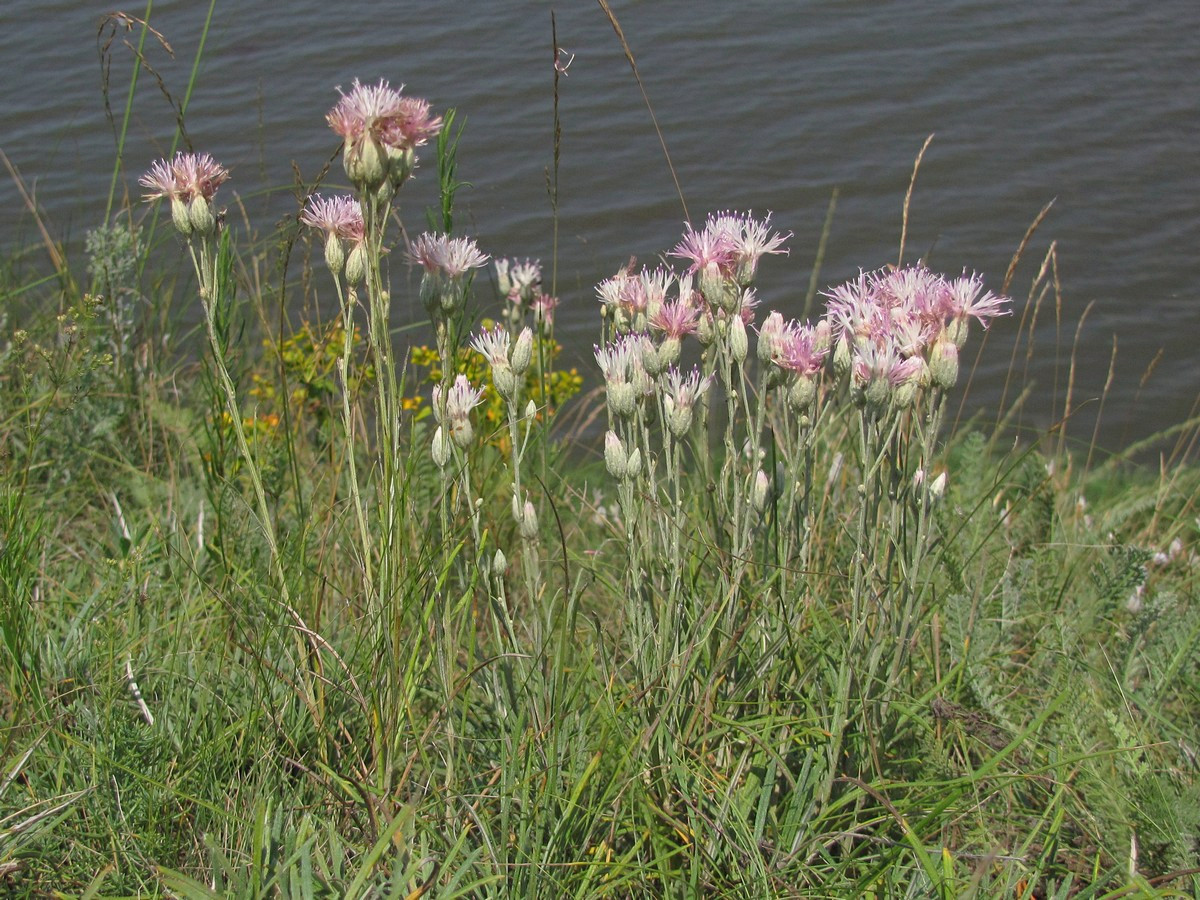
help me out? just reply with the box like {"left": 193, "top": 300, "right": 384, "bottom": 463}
{"left": 434, "top": 374, "right": 485, "bottom": 423}
{"left": 707, "top": 211, "right": 790, "bottom": 282}
{"left": 669, "top": 223, "right": 738, "bottom": 279}
{"left": 638, "top": 266, "right": 674, "bottom": 321}
{"left": 470, "top": 325, "right": 511, "bottom": 370}
{"left": 649, "top": 298, "right": 700, "bottom": 340}
{"left": 664, "top": 366, "right": 713, "bottom": 410}
{"left": 945, "top": 272, "right": 1010, "bottom": 327}
{"left": 327, "top": 78, "right": 441, "bottom": 149}
{"left": 379, "top": 96, "right": 443, "bottom": 151}
{"left": 299, "top": 194, "right": 364, "bottom": 243}
{"left": 408, "top": 233, "right": 489, "bottom": 278}
{"left": 140, "top": 152, "right": 229, "bottom": 203}
{"left": 777, "top": 323, "right": 828, "bottom": 376}
{"left": 327, "top": 79, "right": 442, "bottom": 190}
{"left": 594, "top": 335, "right": 640, "bottom": 385}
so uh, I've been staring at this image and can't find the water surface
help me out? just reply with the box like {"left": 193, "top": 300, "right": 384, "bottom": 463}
{"left": 2, "top": 1, "right": 1197, "bottom": 448}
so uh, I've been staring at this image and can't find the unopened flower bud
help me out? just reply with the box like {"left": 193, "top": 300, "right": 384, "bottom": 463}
{"left": 658, "top": 337, "right": 681, "bottom": 368}
{"left": 323, "top": 235, "right": 345, "bottom": 275}
{"left": 518, "top": 500, "right": 538, "bottom": 541}
{"left": 344, "top": 135, "right": 387, "bottom": 193}
{"left": 947, "top": 316, "right": 969, "bottom": 349}
{"left": 345, "top": 243, "right": 368, "bottom": 285}
{"left": 730, "top": 315, "right": 749, "bottom": 363}
{"left": 188, "top": 196, "right": 216, "bottom": 236}
{"left": 604, "top": 430, "right": 628, "bottom": 479}
{"left": 607, "top": 381, "right": 636, "bottom": 418}
{"left": 666, "top": 398, "right": 694, "bottom": 439}
{"left": 626, "top": 447, "right": 642, "bottom": 480}
{"left": 450, "top": 419, "right": 474, "bottom": 449}
{"left": 929, "top": 471, "right": 947, "bottom": 501}
{"left": 787, "top": 375, "right": 816, "bottom": 411}
{"left": 492, "top": 549, "right": 507, "bottom": 577}
{"left": 170, "top": 197, "right": 193, "bottom": 236}
{"left": 752, "top": 469, "right": 769, "bottom": 515}
{"left": 640, "top": 342, "right": 664, "bottom": 377}
{"left": 929, "top": 336, "right": 959, "bottom": 390}
{"left": 833, "top": 336, "right": 852, "bottom": 378}
{"left": 524, "top": 399, "right": 537, "bottom": 421}
{"left": 493, "top": 363, "right": 518, "bottom": 401}
{"left": 893, "top": 378, "right": 918, "bottom": 409}
{"left": 432, "top": 426, "right": 450, "bottom": 468}
{"left": 865, "top": 375, "right": 889, "bottom": 409}
{"left": 758, "top": 312, "right": 785, "bottom": 363}
{"left": 511, "top": 327, "right": 533, "bottom": 376}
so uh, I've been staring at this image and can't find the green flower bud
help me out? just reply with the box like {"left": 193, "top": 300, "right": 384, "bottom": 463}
{"left": 170, "top": 197, "right": 193, "bottom": 236}
{"left": 345, "top": 243, "right": 368, "bottom": 285}
{"left": 511, "top": 327, "right": 533, "bottom": 376}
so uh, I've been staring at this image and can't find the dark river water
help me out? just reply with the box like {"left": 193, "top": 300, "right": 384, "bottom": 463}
{"left": 2, "top": 1, "right": 1198, "bottom": 450}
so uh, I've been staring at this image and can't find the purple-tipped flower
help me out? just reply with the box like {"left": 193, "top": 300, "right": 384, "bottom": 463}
{"left": 326, "top": 78, "right": 442, "bottom": 191}
{"left": 300, "top": 194, "right": 364, "bottom": 275}
{"left": 409, "top": 233, "right": 489, "bottom": 278}
{"left": 410, "top": 233, "right": 489, "bottom": 316}
{"left": 662, "top": 366, "right": 714, "bottom": 438}
{"left": 649, "top": 298, "right": 701, "bottom": 341}
{"left": 140, "top": 152, "right": 229, "bottom": 236}
{"left": 432, "top": 374, "right": 485, "bottom": 450}
{"left": 471, "top": 325, "right": 519, "bottom": 399}
{"left": 777, "top": 323, "right": 828, "bottom": 376}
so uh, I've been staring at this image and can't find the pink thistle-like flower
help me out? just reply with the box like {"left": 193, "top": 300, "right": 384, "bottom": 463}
{"left": 945, "top": 272, "right": 1010, "bottom": 327}
{"left": 669, "top": 224, "right": 738, "bottom": 277}
{"left": 594, "top": 336, "right": 639, "bottom": 385}
{"left": 638, "top": 266, "right": 674, "bottom": 320}
{"left": 470, "top": 325, "right": 511, "bottom": 370}
{"left": 649, "top": 298, "right": 700, "bottom": 339}
{"left": 299, "top": 194, "right": 363, "bottom": 242}
{"left": 408, "top": 233, "right": 489, "bottom": 278}
{"left": 326, "top": 78, "right": 407, "bottom": 142}
{"left": 662, "top": 364, "right": 714, "bottom": 437}
{"left": 434, "top": 374, "right": 485, "bottom": 423}
{"left": 139, "top": 152, "right": 229, "bottom": 203}
{"left": 777, "top": 324, "right": 828, "bottom": 376}
{"left": 663, "top": 366, "right": 712, "bottom": 409}
{"left": 378, "top": 96, "right": 443, "bottom": 151}
{"left": 595, "top": 270, "right": 630, "bottom": 313}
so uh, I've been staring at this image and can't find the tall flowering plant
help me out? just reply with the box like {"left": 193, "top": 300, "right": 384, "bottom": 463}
{"left": 594, "top": 211, "right": 1010, "bottom": 806}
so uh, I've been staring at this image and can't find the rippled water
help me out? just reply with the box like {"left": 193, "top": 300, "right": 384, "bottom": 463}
{"left": 2, "top": 1, "right": 1197, "bottom": 446}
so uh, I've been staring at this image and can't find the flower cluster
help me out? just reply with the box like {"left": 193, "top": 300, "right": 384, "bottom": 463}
{"left": 495, "top": 258, "right": 560, "bottom": 335}
{"left": 671, "top": 211, "right": 790, "bottom": 311}
{"left": 326, "top": 78, "right": 443, "bottom": 193}
{"left": 824, "top": 264, "right": 1010, "bottom": 403}
{"left": 139, "top": 152, "right": 230, "bottom": 237}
